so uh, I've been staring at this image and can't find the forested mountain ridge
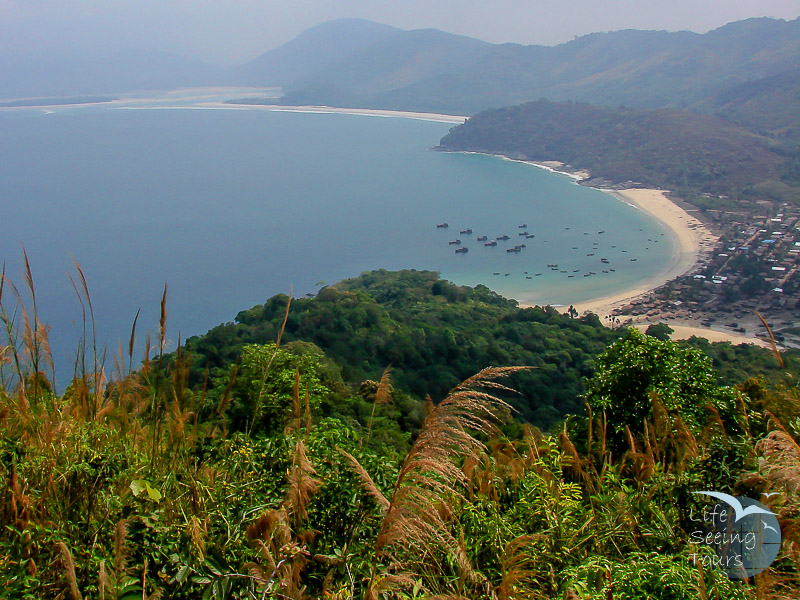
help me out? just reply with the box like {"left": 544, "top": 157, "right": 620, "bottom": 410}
{"left": 437, "top": 100, "right": 800, "bottom": 204}
{"left": 695, "top": 67, "right": 800, "bottom": 141}
{"left": 187, "top": 269, "right": 617, "bottom": 426}
{"left": 233, "top": 17, "right": 800, "bottom": 118}
{"left": 233, "top": 18, "right": 403, "bottom": 88}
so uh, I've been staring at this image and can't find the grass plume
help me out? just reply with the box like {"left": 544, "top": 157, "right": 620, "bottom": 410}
{"left": 357, "top": 366, "right": 524, "bottom": 597}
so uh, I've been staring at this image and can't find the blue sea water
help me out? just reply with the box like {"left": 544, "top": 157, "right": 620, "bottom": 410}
{"left": 0, "top": 94, "right": 671, "bottom": 382}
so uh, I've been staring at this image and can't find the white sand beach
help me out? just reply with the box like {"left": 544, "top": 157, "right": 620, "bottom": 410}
{"left": 543, "top": 188, "right": 769, "bottom": 346}
{"left": 566, "top": 188, "right": 718, "bottom": 319}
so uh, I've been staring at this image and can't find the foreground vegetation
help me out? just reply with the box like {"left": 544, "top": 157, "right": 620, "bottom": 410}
{"left": 2, "top": 268, "right": 800, "bottom": 598}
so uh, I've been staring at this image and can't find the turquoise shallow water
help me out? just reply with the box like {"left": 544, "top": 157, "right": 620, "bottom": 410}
{"left": 0, "top": 97, "right": 670, "bottom": 380}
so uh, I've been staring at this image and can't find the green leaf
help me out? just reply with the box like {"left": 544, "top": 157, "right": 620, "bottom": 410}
{"left": 130, "top": 479, "right": 162, "bottom": 502}
{"left": 130, "top": 479, "right": 147, "bottom": 497}
{"left": 176, "top": 564, "right": 191, "bottom": 583}
{"left": 145, "top": 481, "right": 162, "bottom": 502}
{"left": 204, "top": 557, "right": 223, "bottom": 577}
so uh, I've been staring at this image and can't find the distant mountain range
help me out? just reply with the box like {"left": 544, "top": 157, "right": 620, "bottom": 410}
{"left": 235, "top": 17, "right": 800, "bottom": 119}
{"left": 5, "top": 16, "right": 798, "bottom": 121}
{"left": 238, "top": 17, "right": 800, "bottom": 204}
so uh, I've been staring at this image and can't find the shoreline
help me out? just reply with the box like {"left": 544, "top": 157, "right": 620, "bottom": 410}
{"left": 564, "top": 187, "right": 719, "bottom": 319}
{"left": 461, "top": 153, "right": 768, "bottom": 346}
{"left": 439, "top": 151, "right": 719, "bottom": 321}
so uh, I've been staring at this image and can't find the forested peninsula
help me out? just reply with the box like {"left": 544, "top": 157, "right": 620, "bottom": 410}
{"left": 3, "top": 269, "right": 800, "bottom": 598}
{"left": 436, "top": 100, "right": 800, "bottom": 206}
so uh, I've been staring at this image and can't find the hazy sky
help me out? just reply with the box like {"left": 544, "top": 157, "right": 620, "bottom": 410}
{"left": 1, "top": 0, "right": 799, "bottom": 64}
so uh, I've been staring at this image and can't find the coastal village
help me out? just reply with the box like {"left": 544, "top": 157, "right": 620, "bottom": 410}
{"left": 609, "top": 200, "right": 800, "bottom": 348}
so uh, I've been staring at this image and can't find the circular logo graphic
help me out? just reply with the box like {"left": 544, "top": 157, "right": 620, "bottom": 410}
{"left": 693, "top": 492, "right": 781, "bottom": 579}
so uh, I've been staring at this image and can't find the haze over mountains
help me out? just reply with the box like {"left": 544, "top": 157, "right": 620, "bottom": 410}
{"left": 0, "top": 49, "right": 220, "bottom": 98}
{"left": 3, "top": 16, "right": 798, "bottom": 120}
{"left": 243, "top": 17, "right": 800, "bottom": 117}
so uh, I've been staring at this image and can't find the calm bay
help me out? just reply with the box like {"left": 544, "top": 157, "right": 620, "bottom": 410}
{"left": 0, "top": 96, "right": 670, "bottom": 381}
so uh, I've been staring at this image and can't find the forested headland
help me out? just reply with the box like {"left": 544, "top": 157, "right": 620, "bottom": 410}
{"left": 2, "top": 269, "right": 800, "bottom": 598}
{"left": 437, "top": 100, "right": 800, "bottom": 207}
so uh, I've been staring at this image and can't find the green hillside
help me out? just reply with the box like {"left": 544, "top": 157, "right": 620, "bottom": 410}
{"left": 184, "top": 270, "right": 796, "bottom": 428}
{"left": 696, "top": 67, "right": 800, "bottom": 141}
{"left": 438, "top": 100, "right": 800, "bottom": 204}
{"left": 186, "top": 269, "right": 619, "bottom": 427}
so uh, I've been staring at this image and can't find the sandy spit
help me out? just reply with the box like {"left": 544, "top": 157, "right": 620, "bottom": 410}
{"left": 198, "top": 102, "right": 469, "bottom": 124}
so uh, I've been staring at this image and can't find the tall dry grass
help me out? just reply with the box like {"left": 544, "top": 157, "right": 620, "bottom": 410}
{"left": 344, "top": 366, "right": 524, "bottom": 598}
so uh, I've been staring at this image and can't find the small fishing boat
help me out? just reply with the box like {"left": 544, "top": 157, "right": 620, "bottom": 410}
{"left": 436, "top": 223, "right": 449, "bottom": 228}
{"left": 519, "top": 224, "right": 528, "bottom": 228}
{"left": 477, "top": 235, "right": 488, "bottom": 241}
{"left": 497, "top": 235, "right": 510, "bottom": 241}
{"left": 449, "top": 239, "right": 462, "bottom": 245}
{"left": 485, "top": 240, "right": 497, "bottom": 247}
{"left": 455, "top": 247, "right": 468, "bottom": 253}
{"left": 460, "top": 228, "right": 473, "bottom": 234}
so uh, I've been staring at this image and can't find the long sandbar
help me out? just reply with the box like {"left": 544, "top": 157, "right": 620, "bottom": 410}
{"left": 199, "top": 102, "right": 469, "bottom": 124}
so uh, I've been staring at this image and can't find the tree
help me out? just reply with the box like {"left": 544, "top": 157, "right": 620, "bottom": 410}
{"left": 644, "top": 322, "right": 673, "bottom": 341}
{"left": 583, "top": 328, "right": 740, "bottom": 445}
{"left": 224, "top": 342, "right": 333, "bottom": 433}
